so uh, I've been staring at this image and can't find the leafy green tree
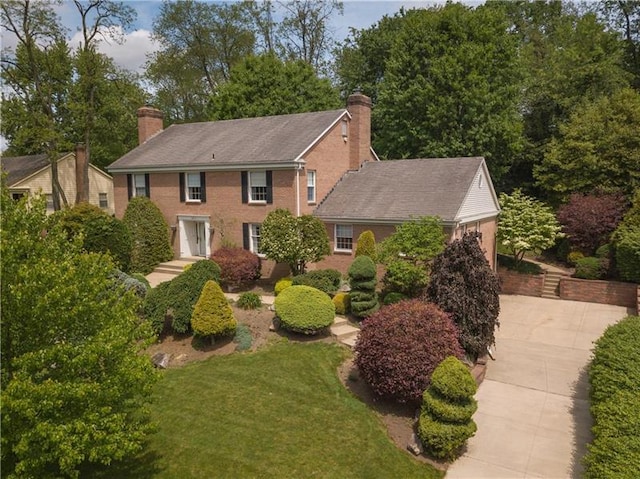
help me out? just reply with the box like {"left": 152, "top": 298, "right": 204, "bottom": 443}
{"left": 497, "top": 189, "right": 563, "bottom": 264}
{"left": 373, "top": 3, "right": 524, "bottom": 186}
{"left": 260, "top": 208, "right": 330, "bottom": 275}
{"left": 122, "top": 197, "right": 173, "bottom": 274}
{"left": 1, "top": 182, "right": 157, "bottom": 478}
{"left": 209, "top": 53, "right": 341, "bottom": 120}
{"left": 536, "top": 88, "right": 640, "bottom": 201}
{"left": 426, "top": 233, "right": 501, "bottom": 361}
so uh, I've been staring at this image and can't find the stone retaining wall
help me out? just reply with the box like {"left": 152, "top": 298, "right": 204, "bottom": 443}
{"left": 498, "top": 267, "right": 544, "bottom": 297}
{"left": 559, "top": 277, "right": 639, "bottom": 310}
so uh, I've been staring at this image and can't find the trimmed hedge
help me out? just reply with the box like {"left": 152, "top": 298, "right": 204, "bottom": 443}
{"left": 274, "top": 285, "right": 335, "bottom": 334}
{"left": 274, "top": 278, "right": 293, "bottom": 296}
{"left": 191, "top": 281, "right": 237, "bottom": 340}
{"left": 354, "top": 300, "right": 463, "bottom": 403}
{"left": 418, "top": 356, "right": 478, "bottom": 460}
{"left": 292, "top": 269, "right": 342, "bottom": 296}
{"left": 585, "top": 316, "right": 640, "bottom": 478}
{"left": 348, "top": 256, "right": 379, "bottom": 318}
{"left": 143, "top": 260, "right": 221, "bottom": 334}
{"left": 122, "top": 197, "right": 173, "bottom": 274}
{"left": 332, "top": 292, "right": 350, "bottom": 315}
{"left": 211, "top": 247, "right": 261, "bottom": 290}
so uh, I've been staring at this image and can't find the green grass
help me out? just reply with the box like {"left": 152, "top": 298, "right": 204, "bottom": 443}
{"left": 92, "top": 342, "right": 441, "bottom": 479}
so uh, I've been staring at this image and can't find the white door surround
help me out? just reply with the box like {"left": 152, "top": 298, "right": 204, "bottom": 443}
{"left": 177, "top": 215, "right": 211, "bottom": 258}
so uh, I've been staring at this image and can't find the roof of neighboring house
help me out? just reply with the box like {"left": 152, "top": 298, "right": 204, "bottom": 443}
{"left": 2, "top": 154, "right": 50, "bottom": 186}
{"left": 314, "top": 157, "right": 499, "bottom": 224}
{"left": 108, "top": 109, "right": 348, "bottom": 172}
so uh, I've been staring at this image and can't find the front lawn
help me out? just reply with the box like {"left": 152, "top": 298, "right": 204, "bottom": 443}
{"left": 92, "top": 341, "right": 441, "bottom": 479}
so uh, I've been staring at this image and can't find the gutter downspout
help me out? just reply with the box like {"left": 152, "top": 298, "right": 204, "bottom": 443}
{"left": 294, "top": 158, "right": 305, "bottom": 217}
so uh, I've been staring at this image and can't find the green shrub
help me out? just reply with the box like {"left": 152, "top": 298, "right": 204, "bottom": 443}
{"left": 574, "top": 256, "right": 607, "bottom": 280}
{"left": 237, "top": 292, "right": 262, "bottom": 310}
{"left": 131, "top": 272, "right": 151, "bottom": 289}
{"left": 143, "top": 260, "right": 221, "bottom": 334}
{"left": 332, "top": 292, "right": 350, "bottom": 315}
{"left": 555, "top": 237, "right": 572, "bottom": 263}
{"left": 211, "top": 247, "right": 261, "bottom": 290}
{"left": 191, "top": 281, "right": 237, "bottom": 340}
{"left": 274, "top": 285, "right": 335, "bottom": 334}
{"left": 122, "top": 197, "right": 173, "bottom": 274}
{"left": 382, "top": 260, "right": 429, "bottom": 297}
{"left": 292, "top": 269, "right": 342, "bottom": 296}
{"left": 585, "top": 316, "right": 640, "bottom": 478}
{"left": 567, "top": 250, "right": 585, "bottom": 266}
{"left": 233, "top": 324, "right": 253, "bottom": 351}
{"left": 383, "top": 292, "right": 408, "bottom": 305}
{"left": 595, "top": 243, "right": 613, "bottom": 259}
{"left": 274, "top": 278, "right": 293, "bottom": 296}
{"left": 354, "top": 300, "right": 463, "bottom": 403}
{"left": 348, "top": 256, "right": 379, "bottom": 318}
{"left": 615, "top": 228, "right": 640, "bottom": 283}
{"left": 418, "top": 356, "right": 478, "bottom": 460}
{"left": 111, "top": 270, "right": 148, "bottom": 298}
{"left": 355, "top": 230, "right": 376, "bottom": 259}
{"left": 52, "top": 202, "right": 132, "bottom": 272}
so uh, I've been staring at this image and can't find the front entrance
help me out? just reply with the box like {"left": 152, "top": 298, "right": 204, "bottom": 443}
{"left": 178, "top": 215, "right": 210, "bottom": 258}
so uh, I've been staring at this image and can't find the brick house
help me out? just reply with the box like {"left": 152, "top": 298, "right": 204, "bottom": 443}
{"left": 108, "top": 93, "right": 500, "bottom": 278}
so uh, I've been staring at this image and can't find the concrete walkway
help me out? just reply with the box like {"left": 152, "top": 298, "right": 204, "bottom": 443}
{"left": 447, "top": 295, "right": 632, "bottom": 479}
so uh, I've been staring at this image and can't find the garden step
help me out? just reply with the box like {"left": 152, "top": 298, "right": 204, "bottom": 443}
{"left": 341, "top": 334, "right": 358, "bottom": 348}
{"left": 333, "top": 316, "right": 348, "bottom": 326}
{"left": 330, "top": 323, "right": 359, "bottom": 340}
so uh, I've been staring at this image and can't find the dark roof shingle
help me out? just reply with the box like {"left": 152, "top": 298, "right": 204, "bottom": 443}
{"left": 314, "top": 157, "right": 486, "bottom": 223}
{"left": 2, "top": 154, "right": 50, "bottom": 186}
{"left": 108, "top": 109, "right": 347, "bottom": 171}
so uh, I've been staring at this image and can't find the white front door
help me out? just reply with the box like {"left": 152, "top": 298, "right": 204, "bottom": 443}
{"left": 195, "top": 222, "right": 206, "bottom": 256}
{"left": 178, "top": 215, "right": 210, "bottom": 258}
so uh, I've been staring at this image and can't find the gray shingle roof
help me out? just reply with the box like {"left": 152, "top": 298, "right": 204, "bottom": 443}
{"left": 108, "top": 109, "right": 347, "bottom": 171}
{"left": 313, "top": 157, "right": 486, "bottom": 223}
{"left": 2, "top": 154, "right": 50, "bottom": 186}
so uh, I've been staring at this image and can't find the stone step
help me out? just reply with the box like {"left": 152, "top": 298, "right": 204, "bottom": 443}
{"left": 333, "top": 316, "right": 348, "bottom": 326}
{"left": 153, "top": 267, "right": 183, "bottom": 276}
{"left": 341, "top": 334, "right": 358, "bottom": 348}
{"left": 330, "top": 323, "right": 359, "bottom": 340}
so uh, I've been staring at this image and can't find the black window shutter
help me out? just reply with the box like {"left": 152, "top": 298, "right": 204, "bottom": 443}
{"left": 127, "top": 174, "right": 132, "bottom": 200}
{"left": 179, "top": 173, "right": 185, "bottom": 202}
{"left": 145, "top": 173, "right": 151, "bottom": 197}
{"left": 242, "top": 223, "right": 250, "bottom": 250}
{"left": 241, "top": 171, "right": 248, "bottom": 204}
{"left": 200, "top": 172, "right": 207, "bottom": 203}
{"left": 266, "top": 170, "right": 273, "bottom": 204}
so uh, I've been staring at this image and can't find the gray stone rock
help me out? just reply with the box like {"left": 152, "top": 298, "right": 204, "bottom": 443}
{"left": 152, "top": 352, "right": 170, "bottom": 369}
{"left": 269, "top": 317, "right": 281, "bottom": 332}
{"left": 407, "top": 431, "right": 424, "bottom": 456}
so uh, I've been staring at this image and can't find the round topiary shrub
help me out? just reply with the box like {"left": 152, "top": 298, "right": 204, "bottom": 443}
{"left": 574, "top": 256, "right": 607, "bottom": 280}
{"left": 237, "top": 292, "right": 262, "bottom": 310}
{"left": 292, "top": 269, "right": 342, "bottom": 296}
{"left": 191, "top": 280, "right": 237, "bottom": 342}
{"left": 355, "top": 230, "right": 377, "bottom": 259}
{"left": 333, "top": 292, "right": 350, "bottom": 315}
{"left": 418, "top": 356, "right": 478, "bottom": 460}
{"left": 354, "top": 299, "right": 463, "bottom": 403}
{"left": 348, "top": 255, "right": 379, "bottom": 318}
{"left": 122, "top": 197, "right": 173, "bottom": 274}
{"left": 274, "top": 278, "right": 293, "bottom": 296}
{"left": 211, "top": 247, "right": 261, "bottom": 290}
{"left": 274, "top": 285, "right": 335, "bottom": 334}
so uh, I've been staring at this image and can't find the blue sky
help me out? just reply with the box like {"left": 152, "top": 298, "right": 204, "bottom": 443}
{"left": 48, "top": 1, "right": 450, "bottom": 73}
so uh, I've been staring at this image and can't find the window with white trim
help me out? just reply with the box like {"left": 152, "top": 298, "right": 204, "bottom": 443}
{"left": 45, "top": 194, "right": 54, "bottom": 210}
{"left": 249, "top": 171, "right": 267, "bottom": 202}
{"left": 341, "top": 119, "right": 348, "bottom": 138}
{"left": 186, "top": 172, "right": 202, "bottom": 201}
{"left": 133, "top": 174, "right": 147, "bottom": 197}
{"left": 250, "top": 224, "right": 262, "bottom": 254}
{"left": 335, "top": 224, "right": 353, "bottom": 252}
{"left": 307, "top": 170, "right": 316, "bottom": 203}
{"left": 99, "top": 193, "right": 108, "bottom": 209}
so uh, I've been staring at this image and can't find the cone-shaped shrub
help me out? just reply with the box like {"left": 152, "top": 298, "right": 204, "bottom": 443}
{"left": 274, "top": 285, "right": 335, "bottom": 334}
{"left": 418, "top": 356, "right": 478, "bottom": 460}
{"left": 191, "top": 281, "right": 237, "bottom": 340}
{"left": 355, "top": 230, "right": 376, "bottom": 259}
{"left": 348, "top": 255, "right": 379, "bottom": 318}
{"left": 354, "top": 299, "right": 463, "bottom": 403}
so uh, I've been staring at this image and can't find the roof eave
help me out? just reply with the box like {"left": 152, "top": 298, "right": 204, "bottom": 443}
{"left": 108, "top": 161, "right": 302, "bottom": 174}
{"left": 313, "top": 215, "right": 458, "bottom": 227}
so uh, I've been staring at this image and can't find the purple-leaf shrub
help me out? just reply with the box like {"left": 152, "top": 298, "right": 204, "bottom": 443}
{"left": 211, "top": 247, "right": 261, "bottom": 289}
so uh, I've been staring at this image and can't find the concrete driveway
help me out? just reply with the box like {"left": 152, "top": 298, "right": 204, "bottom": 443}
{"left": 447, "top": 295, "right": 633, "bottom": 479}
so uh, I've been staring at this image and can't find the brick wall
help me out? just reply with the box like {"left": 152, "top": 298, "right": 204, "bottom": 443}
{"left": 559, "top": 277, "right": 638, "bottom": 309}
{"left": 497, "top": 267, "right": 545, "bottom": 297}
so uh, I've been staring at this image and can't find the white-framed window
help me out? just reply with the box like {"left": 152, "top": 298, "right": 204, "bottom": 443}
{"left": 307, "top": 170, "right": 316, "bottom": 203}
{"left": 250, "top": 224, "right": 262, "bottom": 255}
{"left": 335, "top": 224, "right": 353, "bottom": 252}
{"left": 45, "top": 194, "right": 54, "bottom": 210}
{"left": 478, "top": 174, "right": 484, "bottom": 188}
{"left": 341, "top": 119, "right": 348, "bottom": 138}
{"left": 249, "top": 171, "right": 267, "bottom": 202}
{"left": 133, "top": 174, "right": 147, "bottom": 197}
{"left": 99, "top": 193, "right": 108, "bottom": 209}
{"left": 186, "top": 172, "right": 202, "bottom": 201}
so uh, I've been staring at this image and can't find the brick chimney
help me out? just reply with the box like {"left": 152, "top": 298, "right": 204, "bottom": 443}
{"left": 347, "top": 91, "right": 372, "bottom": 170}
{"left": 137, "top": 106, "right": 164, "bottom": 145}
{"left": 75, "top": 143, "right": 88, "bottom": 203}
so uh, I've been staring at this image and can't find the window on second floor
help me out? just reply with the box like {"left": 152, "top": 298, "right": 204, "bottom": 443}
{"left": 335, "top": 224, "right": 353, "bottom": 252}
{"left": 241, "top": 170, "right": 273, "bottom": 204}
{"left": 128, "top": 173, "right": 150, "bottom": 199}
{"left": 307, "top": 170, "right": 316, "bottom": 203}
{"left": 179, "top": 172, "right": 207, "bottom": 203}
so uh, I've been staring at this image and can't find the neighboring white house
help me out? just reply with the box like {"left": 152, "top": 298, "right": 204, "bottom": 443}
{"left": 2, "top": 148, "right": 114, "bottom": 215}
